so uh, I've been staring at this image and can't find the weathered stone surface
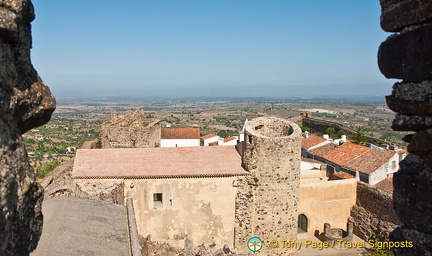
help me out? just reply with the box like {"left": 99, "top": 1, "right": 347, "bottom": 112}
{"left": 378, "top": 24, "right": 432, "bottom": 82}
{"left": 391, "top": 114, "right": 432, "bottom": 131}
{"left": 380, "top": 0, "right": 432, "bottom": 32}
{"left": 386, "top": 81, "right": 432, "bottom": 115}
{"left": 0, "top": 0, "right": 55, "bottom": 255}
{"left": 350, "top": 182, "right": 401, "bottom": 241}
{"left": 391, "top": 227, "right": 432, "bottom": 256}
{"left": 236, "top": 117, "right": 301, "bottom": 256}
{"left": 393, "top": 172, "right": 432, "bottom": 234}
{"left": 100, "top": 109, "right": 160, "bottom": 148}
{"left": 408, "top": 129, "right": 432, "bottom": 156}
{"left": 40, "top": 158, "right": 75, "bottom": 199}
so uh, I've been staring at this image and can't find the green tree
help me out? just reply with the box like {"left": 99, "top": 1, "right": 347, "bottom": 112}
{"left": 351, "top": 127, "right": 367, "bottom": 145}
{"left": 37, "top": 159, "right": 61, "bottom": 179}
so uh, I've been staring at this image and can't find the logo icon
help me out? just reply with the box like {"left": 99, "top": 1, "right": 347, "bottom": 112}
{"left": 248, "top": 237, "right": 263, "bottom": 252}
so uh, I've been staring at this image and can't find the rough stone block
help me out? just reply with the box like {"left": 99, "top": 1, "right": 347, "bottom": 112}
{"left": 378, "top": 24, "right": 432, "bottom": 82}
{"left": 386, "top": 81, "right": 432, "bottom": 115}
{"left": 391, "top": 114, "right": 432, "bottom": 131}
{"left": 393, "top": 172, "right": 432, "bottom": 234}
{"left": 380, "top": 0, "right": 432, "bottom": 32}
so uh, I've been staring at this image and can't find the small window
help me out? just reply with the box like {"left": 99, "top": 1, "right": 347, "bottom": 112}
{"left": 392, "top": 161, "right": 397, "bottom": 170}
{"left": 153, "top": 193, "right": 163, "bottom": 207}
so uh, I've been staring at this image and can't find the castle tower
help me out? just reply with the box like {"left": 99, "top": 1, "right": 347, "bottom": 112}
{"left": 235, "top": 117, "right": 301, "bottom": 255}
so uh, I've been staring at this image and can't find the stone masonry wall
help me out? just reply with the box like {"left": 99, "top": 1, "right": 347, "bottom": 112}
{"left": 350, "top": 182, "right": 401, "bottom": 241}
{"left": 378, "top": 0, "right": 432, "bottom": 254}
{"left": 235, "top": 117, "right": 301, "bottom": 255}
{"left": 0, "top": 1, "right": 56, "bottom": 255}
{"left": 100, "top": 109, "right": 161, "bottom": 149}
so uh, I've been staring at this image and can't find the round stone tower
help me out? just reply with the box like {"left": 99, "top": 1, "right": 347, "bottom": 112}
{"left": 235, "top": 117, "right": 301, "bottom": 255}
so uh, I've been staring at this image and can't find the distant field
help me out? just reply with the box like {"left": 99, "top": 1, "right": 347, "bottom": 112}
{"left": 24, "top": 96, "right": 408, "bottom": 171}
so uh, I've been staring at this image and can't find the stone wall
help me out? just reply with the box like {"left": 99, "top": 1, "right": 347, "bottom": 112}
{"left": 302, "top": 116, "right": 380, "bottom": 144}
{"left": 378, "top": 0, "right": 432, "bottom": 254}
{"left": 74, "top": 179, "right": 124, "bottom": 205}
{"left": 100, "top": 109, "right": 161, "bottom": 148}
{"left": 0, "top": 0, "right": 56, "bottom": 255}
{"left": 350, "top": 182, "right": 401, "bottom": 241}
{"left": 235, "top": 117, "right": 301, "bottom": 255}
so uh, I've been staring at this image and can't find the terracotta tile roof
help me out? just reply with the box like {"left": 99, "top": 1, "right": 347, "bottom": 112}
{"left": 209, "top": 141, "right": 219, "bottom": 146}
{"left": 72, "top": 146, "right": 248, "bottom": 179}
{"left": 200, "top": 133, "right": 218, "bottom": 140}
{"left": 161, "top": 128, "right": 200, "bottom": 139}
{"left": 302, "top": 134, "right": 327, "bottom": 150}
{"left": 323, "top": 142, "right": 372, "bottom": 166}
{"left": 224, "top": 137, "right": 237, "bottom": 143}
{"left": 342, "top": 149, "right": 397, "bottom": 175}
{"left": 308, "top": 143, "right": 337, "bottom": 157}
{"left": 333, "top": 172, "right": 354, "bottom": 179}
{"left": 301, "top": 157, "right": 326, "bottom": 165}
{"left": 374, "top": 177, "right": 393, "bottom": 193}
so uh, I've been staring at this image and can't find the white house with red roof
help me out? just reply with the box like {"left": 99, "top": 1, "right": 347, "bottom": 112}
{"left": 301, "top": 133, "right": 403, "bottom": 185}
{"left": 200, "top": 133, "right": 220, "bottom": 146}
{"left": 160, "top": 128, "right": 201, "bottom": 147}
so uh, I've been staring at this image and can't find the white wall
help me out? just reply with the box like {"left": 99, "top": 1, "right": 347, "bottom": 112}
{"left": 202, "top": 136, "right": 219, "bottom": 146}
{"left": 160, "top": 139, "right": 200, "bottom": 148}
{"left": 369, "top": 153, "right": 399, "bottom": 185}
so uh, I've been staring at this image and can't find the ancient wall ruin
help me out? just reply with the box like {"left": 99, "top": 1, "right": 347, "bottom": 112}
{"left": 235, "top": 117, "right": 301, "bottom": 255}
{"left": 350, "top": 182, "right": 401, "bottom": 241}
{"left": 378, "top": 0, "right": 432, "bottom": 254}
{"left": 100, "top": 109, "right": 161, "bottom": 148}
{"left": 0, "top": 0, "right": 56, "bottom": 255}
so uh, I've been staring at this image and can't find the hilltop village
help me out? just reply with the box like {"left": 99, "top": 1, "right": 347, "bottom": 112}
{"left": 33, "top": 109, "right": 406, "bottom": 256}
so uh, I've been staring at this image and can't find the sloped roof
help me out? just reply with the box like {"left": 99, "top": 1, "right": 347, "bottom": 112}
{"left": 161, "top": 128, "right": 200, "bottom": 139}
{"left": 72, "top": 146, "right": 247, "bottom": 179}
{"left": 200, "top": 133, "right": 218, "bottom": 140}
{"left": 374, "top": 177, "right": 394, "bottom": 193}
{"left": 333, "top": 172, "right": 354, "bottom": 179}
{"left": 342, "top": 149, "right": 397, "bottom": 175}
{"left": 323, "top": 142, "right": 372, "bottom": 166}
{"left": 224, "top": 137, "right": 237, "bottom": 143}
{"left": 301, "top": 134, "right": 327, "bottom": 150}
{"left": 308, "top": 143, "right": 338, "bottom": 157}
{"left": 301, "top": 157, "right": 326, "bottom": 165}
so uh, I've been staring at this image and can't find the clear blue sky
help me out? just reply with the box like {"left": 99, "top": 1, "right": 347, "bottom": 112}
{"left": 31, "top": 0, "right": 393, "bottom": 98}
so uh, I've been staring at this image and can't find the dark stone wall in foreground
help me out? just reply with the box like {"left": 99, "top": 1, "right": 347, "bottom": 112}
{"left": 0, "top": 0, "right": 55, "bottom": 255}
{"left": 378, "top": 0, "right": 432, "bottom": 254}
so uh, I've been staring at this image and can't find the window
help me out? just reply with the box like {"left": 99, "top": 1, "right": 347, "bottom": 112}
{"left": 392, "top": 161, "right": 397, "bottom": 170}
{"left": 153, "top": 193, "right": 163, "bottom": 207}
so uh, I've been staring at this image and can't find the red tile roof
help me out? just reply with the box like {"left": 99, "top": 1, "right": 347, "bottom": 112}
{"left": 224, "top": 137, "right": 237, "bottom": 143}
{"left": 323, "top": 142, "right": 372, "bottom": 166}
{"left": 308, "top": 143, "right": 338, "bottom": 157}
{"left": 342, "top": 150, "right": 397, "bottom": 174}
{"left": 302, "top": 134, "right": 327, "bottom": 150}
{"left": 161, "top": 128, "right": 200, "bottom": 139}
{"left": 301, "top": 157, "right": 326, "bottom": 165}
{"left": 374, "top": 177, "right": 393, "bottom": 193}
{"left": 200, "top": 133, "right": 218, "bottom": 140}
{"left": 333, "top": 172, "right": 354, "bottom": 179}
{"left": 72, "top": 146, "right": 247, "bottom": 179}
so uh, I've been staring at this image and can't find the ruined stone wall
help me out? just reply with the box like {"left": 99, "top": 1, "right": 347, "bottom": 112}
{"left": 0, "top": 0, "right": 56, "bottom": 255}
{"left": 303, "top": 116, "right": 380, "bottom": 143}
{"left": 350, "top": 182, "right": 401, "bottom": 241}
{"left": 100, "top": 109, "right": 161, "bottom": 148}
{"left": 74, "top": 179, "right": 124, "bottom": 205}
{"left": 378, "top": 0, "right": 432, "bottom": 254}
{"left": 235, "top": 117, "right": 301, "bottom": 255}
